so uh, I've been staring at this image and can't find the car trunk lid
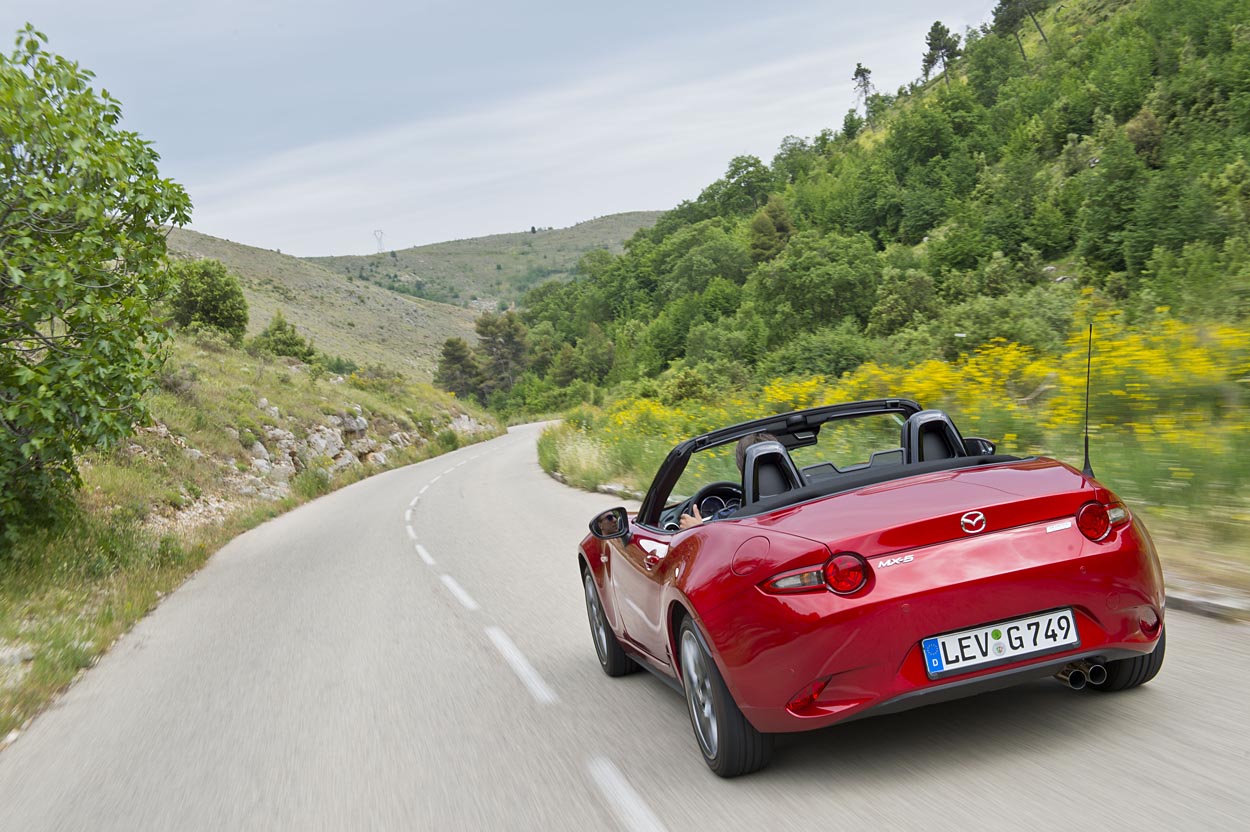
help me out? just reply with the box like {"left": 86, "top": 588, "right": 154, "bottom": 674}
{"left": 737, "top": 457, "right": 1100, "bottom": 557}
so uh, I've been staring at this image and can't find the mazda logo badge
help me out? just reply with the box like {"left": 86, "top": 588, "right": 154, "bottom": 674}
{"left": 961, "top": 511, "right": 987, "bottom": 534}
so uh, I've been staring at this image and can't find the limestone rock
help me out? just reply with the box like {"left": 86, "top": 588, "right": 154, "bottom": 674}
{"left": 449, "top": 414, "right": 489, "bottom": 435}
{"left": 304, "top": 425, "right": 344, "bottom": 459}
{"left": 270, "top": 460, "right": 297, "bottom": 482}
{"left": 331, "top": 451, "right": 360, "bottom": 472}
{"left": 350, "top": 437, "right": 379, "bottom": 456}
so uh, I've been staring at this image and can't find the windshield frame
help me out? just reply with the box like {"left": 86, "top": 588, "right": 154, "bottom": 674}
{"left": 635, "top": 398, "right": 922, "bottom": 529}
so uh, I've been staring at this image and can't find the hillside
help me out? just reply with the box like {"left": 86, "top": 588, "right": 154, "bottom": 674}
{"left": 307, "top": 211, "right": 662, "bottom": 309}
{"left": 166, "top": 228, "right": 476, "bottom": 379}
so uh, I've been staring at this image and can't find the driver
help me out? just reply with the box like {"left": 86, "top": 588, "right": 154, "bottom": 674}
{"left": 679, "top": 432, "right": 780, "bottom": 530}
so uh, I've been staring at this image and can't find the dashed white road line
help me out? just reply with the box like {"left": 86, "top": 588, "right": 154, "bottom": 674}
{"left": 430, "top": 475, "right": 441, "bottom": 485}
{"left": 443, "top": 466, "right": 455, "bottom": 475}
{"left": 405, "top": 525, "right": 416, "bottom": 541}
{"left": 404, "top": 508, "right": 412, "bottom": 522}
{"left": 416, "top": 544, "right": 435, "bottom": 566}
{"left": 484, "top": 626, "right": 558, "bottom": 705}
{"left": 456, "top": 460, "right": 468, "bottom": 468}
{"left": 419, "top": 484, "right": 429, "bottom": 495}
{"left": 440, "top": 574, "right": 480, "bottom": 611}
{"left": 409, "top": 495, "right": 419, "bottom": 507}
{"left": 586, "top": 756, "right": 667, "bottom": 832}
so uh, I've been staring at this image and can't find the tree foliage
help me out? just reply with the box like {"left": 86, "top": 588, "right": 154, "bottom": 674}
{"left": 0, "top": 26, "right": 192, "bottom": 541}
{"left": 923, "top": 21, "right": 962, "bottom": 87}
{"left": 170, "top": 259, "right": 248, "bottom": 343}
{"left": 434, "top": 337, "right": 481, "bottom": 401}
{"left": 250, "top": 311, "right": 315, "bottom": 362}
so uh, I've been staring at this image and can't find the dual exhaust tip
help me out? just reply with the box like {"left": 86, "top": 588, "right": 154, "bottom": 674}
{"left": 1055, "top": 660, "right": 1108, "bottom": 690}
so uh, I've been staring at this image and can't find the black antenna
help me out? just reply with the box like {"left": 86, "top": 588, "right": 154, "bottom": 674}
{"left": 1081, "top": 324, "right": 1095, "bottom": 479}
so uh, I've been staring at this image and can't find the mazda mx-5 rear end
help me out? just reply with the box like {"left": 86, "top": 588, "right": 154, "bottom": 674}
{"left": 687, "top": 457, "right": 1166, "bottom": 734}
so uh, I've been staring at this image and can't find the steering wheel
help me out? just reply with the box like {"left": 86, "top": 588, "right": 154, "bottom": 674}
{"left": 686, "top": 481, "right": 745, "bottom": 521}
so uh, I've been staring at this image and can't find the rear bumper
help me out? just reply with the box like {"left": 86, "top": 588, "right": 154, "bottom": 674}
{"left": 700, "top": 518, "right": 1165, "bottom": 734}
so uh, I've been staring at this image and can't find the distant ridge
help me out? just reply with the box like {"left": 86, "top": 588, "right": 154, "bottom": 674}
{"left": 166, "top": 228, "right": 476, "bottom": 379}
{"left": 307, "top": 211, "right": 662, "bottom": 309}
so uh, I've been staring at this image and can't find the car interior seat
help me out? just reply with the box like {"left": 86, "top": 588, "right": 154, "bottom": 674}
{"left": 742, "top": 440, "right": 804, "bottom": 504}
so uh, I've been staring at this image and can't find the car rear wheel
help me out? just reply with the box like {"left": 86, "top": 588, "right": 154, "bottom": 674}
{"left": 677, "top": 618, "right": 773, "bottom": 777}
{"left": 583, "top": 570, "right": 636, "bottom": 677}
{"left": 1089, "top": 626, "right": 1166, "bottom": 692}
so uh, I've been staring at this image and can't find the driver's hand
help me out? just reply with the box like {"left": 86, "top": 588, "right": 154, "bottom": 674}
{"left": 679, "top": 504, "right": 704, "bottom": 530}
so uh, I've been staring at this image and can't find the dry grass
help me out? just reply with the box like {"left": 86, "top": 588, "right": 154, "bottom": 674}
{"left": 166, "top": 228, "right": 476, "bottom": 379}
{"left": 309, "top": 211, "right": 662, "bottom": 307}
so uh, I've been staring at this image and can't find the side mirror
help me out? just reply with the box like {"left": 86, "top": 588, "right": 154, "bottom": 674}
{"left": 963, "top": 437, "right": 997, "bottom": 456}
{"left": 590, "top": 507, "right": 631, "bottom": 542}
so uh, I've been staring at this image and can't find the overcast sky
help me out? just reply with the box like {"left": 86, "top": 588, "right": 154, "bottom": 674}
{"left": 4, "top": 1, "right": 998, "bottom": 255}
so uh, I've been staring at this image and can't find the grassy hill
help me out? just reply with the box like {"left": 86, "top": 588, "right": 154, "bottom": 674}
{"left": 307, "top": 211, "right": 662, "bottom": 309}
{"left": 166, "top": 229, "right": 476, "bottom": 379}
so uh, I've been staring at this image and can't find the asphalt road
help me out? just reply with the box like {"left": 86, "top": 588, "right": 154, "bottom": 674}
{"left": 0, "top": 423, "right": 1247, "bottom": 831}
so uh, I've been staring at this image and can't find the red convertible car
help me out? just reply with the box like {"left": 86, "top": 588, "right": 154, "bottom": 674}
{"left": 579, "top": 399, "right": 1166, "bottom": 776}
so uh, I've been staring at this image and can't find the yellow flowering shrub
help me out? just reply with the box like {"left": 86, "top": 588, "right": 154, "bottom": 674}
{"left": 544, "top": 311, "right": 1248, "bottom": 542}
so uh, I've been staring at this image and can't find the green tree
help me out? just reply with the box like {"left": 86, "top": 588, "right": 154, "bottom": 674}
{"left": 475, "top": 311, "right": 528, "bottom": 397}
{"left": 170, "top": 259, "right": 248, "bottom": 343}
{"left": 549, "top": 343, "right": 578, "bottom": 388}
{"left": 842, "top": 108, "right": 865, "bottom": 140}
{"left": 0, "top": 26, "right": 192, "bottom": 541}
{"left": 991, "top": 1, "right": 1030, "bottom": 65}
{"left": 698, "top": 156, "right": 773, "bottom": 216}
{"left": 748, "top": 197, "right": 794, "bottom": 263}
{"left": 251, "top": 311, "right": 316, "bottom": 362}
{"left": 1077, "top": 122, "right": 1146, "bottom": 273}
{"left": 852, "top": 62, "right": 874, "bottom": 112}
{"left": 923, "top": 21, "right": 962, "bottom": 88}
{"left": 434, "top": 337, "right": 482, "bottom": 401}
{"left": 574, "top": 323, "right": 614, "bottom": 383}
{"left": 867, "top": 267, "right": 938, "bottom": 337}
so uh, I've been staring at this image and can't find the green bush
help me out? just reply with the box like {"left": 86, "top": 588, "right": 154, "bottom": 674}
{"left": 756, "top": 322, "right": 876, "bottom": 381}
{"left": 249, "top": 311, "right": 316, "bottom": 362}
{"left": 170, "top": 259, "right": 248, "bottom": 344}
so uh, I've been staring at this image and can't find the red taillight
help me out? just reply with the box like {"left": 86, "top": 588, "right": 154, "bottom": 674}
{"left": 824, "top": 553, "right": 868, "bottom": 595}
{"left": 1077, "top": 502, "right": 1111, "bottom": 541}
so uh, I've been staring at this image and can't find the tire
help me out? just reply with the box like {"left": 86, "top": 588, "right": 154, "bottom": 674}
{"left": 583, "top": 570, "right": 637, "bottom": 677}
{"left": 677, "top": 618, "right": 773, "bottom": 777}
{"left": 1089, "top": 626, "right": 1166, "bottom": 692}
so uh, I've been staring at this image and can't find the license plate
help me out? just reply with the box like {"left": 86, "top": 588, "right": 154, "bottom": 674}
{"left": 921, "top": 609, "right": 1079, "bottom": 680}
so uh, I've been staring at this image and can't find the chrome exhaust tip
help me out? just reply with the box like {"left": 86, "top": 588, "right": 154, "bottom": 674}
{"left": 1056, "top": 665, "right": 1087, "bottom": 690}
{"left": 1081, "top": 661, "right": 1108, "bottom": 686}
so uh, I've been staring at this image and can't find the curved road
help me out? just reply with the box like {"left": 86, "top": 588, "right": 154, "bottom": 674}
{"left": 0, "top": 424, "right": 1247, "bottom": 830}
